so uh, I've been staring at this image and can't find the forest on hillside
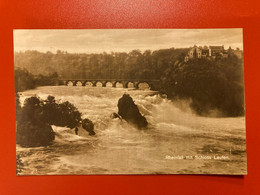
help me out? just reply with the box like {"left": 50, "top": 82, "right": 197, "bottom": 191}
{"left": 14, "top": 48, "right": 188, "bottom": 80}
{"left": 14, "top": 48, "right": 244, "bottom": 116}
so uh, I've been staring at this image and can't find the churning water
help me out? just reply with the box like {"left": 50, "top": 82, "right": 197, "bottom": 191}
{"left": 16, "top": 86, "right": 247, "bottom": 175}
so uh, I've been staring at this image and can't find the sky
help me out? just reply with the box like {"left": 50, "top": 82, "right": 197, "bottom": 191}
{"left": 13, "top": 29, "right": 243, "bottom": 54}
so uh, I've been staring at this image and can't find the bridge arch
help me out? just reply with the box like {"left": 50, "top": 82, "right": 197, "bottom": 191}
{"left": 124, "top": 81, "right": 135, "bottom": 88}
{"left": 61, "top": 79, "right": 160, "bottom": 90}
{"left": 83, "top": 81, "right": 93, "bottom": 87}
{"left": 75, "top": 81, "right": 83, "bottom": 86}
{"left": 136, "top": 81, "right": 151, "bottom": 89}
{"left": 66, "top": 80, "right": 74, "bottom": 86}
{"left": 104, "top": 81, "right": 113, "bottom": 87}
{"left": 93, "top": 81, "right": 103, "bottom": 87}
{"left": 114, "top": 81, "right": 123, "bottom": 88}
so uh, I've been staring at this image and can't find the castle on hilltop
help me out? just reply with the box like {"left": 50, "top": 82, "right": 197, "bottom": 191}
{"left": 184, "top": 45, "right": 243, "bottom": 62}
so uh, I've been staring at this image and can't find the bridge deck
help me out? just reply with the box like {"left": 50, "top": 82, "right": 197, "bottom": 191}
{"left": 58, "top": 79, "right": 161, "bottom": 90}
{"left": 59, "top": 79, "right": 160, "bottom": 82}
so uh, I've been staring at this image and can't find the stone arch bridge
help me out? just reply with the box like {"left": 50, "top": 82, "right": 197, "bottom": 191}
{"left": 58, "top": 79, "right": 161, "bottom": 90}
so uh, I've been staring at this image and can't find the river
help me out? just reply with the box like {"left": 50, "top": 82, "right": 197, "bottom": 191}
{"left": 16, "top": 86, "right": 247, "bottom": 175}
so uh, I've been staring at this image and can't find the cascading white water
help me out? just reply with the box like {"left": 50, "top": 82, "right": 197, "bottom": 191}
{"left": 16, "top": 86, "right": 247, "bottom": 175}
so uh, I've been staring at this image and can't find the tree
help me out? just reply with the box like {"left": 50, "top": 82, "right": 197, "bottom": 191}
{"left": 14, "top": 68, "right": 36, "bottom": 92}
{"left": 161, "top": 57, "right": 244, "bottom": 116}
{"left": 16, "top": 96, "right": 85, "bottom": 147}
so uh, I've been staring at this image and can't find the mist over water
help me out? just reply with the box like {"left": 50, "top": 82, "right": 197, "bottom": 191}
{"left": 17, "top": 86, "right": 247, "bottom": 175}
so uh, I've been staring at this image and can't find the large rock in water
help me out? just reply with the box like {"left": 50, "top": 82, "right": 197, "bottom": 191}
{"left": 16, "top": 121, "right": 55, "bottom": 147}
{"left": 82, "top": 118, "right": 95, "bottom": 135}
{"left": 118, "top": 94, "right": 148, "bottom": 129}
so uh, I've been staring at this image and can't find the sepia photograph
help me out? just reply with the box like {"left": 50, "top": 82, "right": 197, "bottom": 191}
{"left": 14, "top": 29, "right": 247, "bottom": 175}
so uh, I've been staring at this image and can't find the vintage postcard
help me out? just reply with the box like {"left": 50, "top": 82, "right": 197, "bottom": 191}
{"left": 14, "top": 29, "right": 247, "bottom": 175}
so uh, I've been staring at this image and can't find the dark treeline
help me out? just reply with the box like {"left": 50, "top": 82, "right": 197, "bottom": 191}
{"left": 14, "top": 68, "right": 58, "bottom": 92}
{"left": 14, "top": 48, "right": 188, "bottom": 80}
{"left": 14, "top": 48, "right": 244, "bottom": 116}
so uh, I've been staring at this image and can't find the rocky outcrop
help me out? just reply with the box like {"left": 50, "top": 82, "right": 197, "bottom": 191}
{"left": 82, "top": 118, "right": 95, "bottom": 135}
{"left": 117, "top": 94, "right": 148, "bottom": 129}
{"left": 16, "top": 96, "right": 84, "bottom": 147}
{"left": 16, "top": 121, "right": 55, "bottom": 147}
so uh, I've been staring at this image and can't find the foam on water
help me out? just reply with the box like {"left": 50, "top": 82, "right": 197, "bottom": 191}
{"left": 17, "top": 86, "right": 247, "bottom": 175}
